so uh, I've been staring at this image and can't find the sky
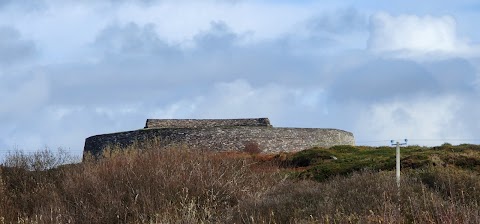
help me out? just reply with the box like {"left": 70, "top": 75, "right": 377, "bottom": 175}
{"left": 1, "top": 0, "right": 480, "bottom": 157}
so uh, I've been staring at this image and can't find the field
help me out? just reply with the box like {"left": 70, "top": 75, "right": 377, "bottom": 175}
{"left": 1, "top": 143, "right": 480, "bottom": 223}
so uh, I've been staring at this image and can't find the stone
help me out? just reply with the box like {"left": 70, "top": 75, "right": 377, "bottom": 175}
{"left": 83, "top": 118, "right": 355, "bottom": 158}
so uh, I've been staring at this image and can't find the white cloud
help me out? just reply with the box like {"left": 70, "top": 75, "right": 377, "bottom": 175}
{"left": 2, "top": 1, "right": 480, "bottom": 157}
{"left": 113, "top": 1, "right": 315, "bottom": 45}
{"left": 150, "top": 80, "right": 294, "bottom": 119}
{"left": 368, "top": 13, "right": 477, "bottom": 58}
{"left": 356, "top": 95, "right": 469, "bottom": 145}
{"left": 0, "top": 0, "right": 346, "bottom": 57}
{"left": 149, "top": 99, "right": 201, "bottom": 119}
{"left": 147, "top": 79, "right": 329, "bottom": 126}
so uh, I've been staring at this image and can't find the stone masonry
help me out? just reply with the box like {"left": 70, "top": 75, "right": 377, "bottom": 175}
{"left": 84, "top": 118, "right": 355, "bottom": 158}
{"left": 145, "top": 118, "right": 272, "bottom": 129}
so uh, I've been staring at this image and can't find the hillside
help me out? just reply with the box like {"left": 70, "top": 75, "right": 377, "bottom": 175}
{"left": 279, "top": 143, "right": 480, "bottom": 181}
{"left": 1, "top": 143, "right": 480, "bottom": 223}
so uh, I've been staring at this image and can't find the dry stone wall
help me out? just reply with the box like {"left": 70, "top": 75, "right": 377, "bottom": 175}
{"left": 145, "top": 118, "right": 272, "bottom": 128}
{"left": 84, "top": 118, "right": 355, "bottom": 158}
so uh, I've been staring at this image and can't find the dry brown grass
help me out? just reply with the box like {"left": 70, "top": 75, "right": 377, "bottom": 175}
{"left": 65, "top": 148, "right": 281, "bottom": 223}
{"left": 238, "top": 168, "right": 480, "bottom": 223}
{"left": 0, "top": 145, "right": 479, "bottom": 223}
{"left": 1, "top": 146, "right": 282, "bottom": 223}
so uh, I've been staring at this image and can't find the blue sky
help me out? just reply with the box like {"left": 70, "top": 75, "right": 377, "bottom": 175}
{"left": 1, "top": 0, "right": 480, "bottom": 157}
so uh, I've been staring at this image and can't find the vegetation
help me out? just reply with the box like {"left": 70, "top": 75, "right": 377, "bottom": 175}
{"left": 0, "top": 143, "right": 479, "bottom": 223}
{"left": 282, "top": 143, "right": 480, "bottom": 181}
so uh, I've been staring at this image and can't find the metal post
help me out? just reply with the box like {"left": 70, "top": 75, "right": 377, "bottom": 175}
{"left": 396, "top": 141, "right": 400, "bottom": 187}
{"left": 391, "top": 139, "right": 407, "bottom": 189}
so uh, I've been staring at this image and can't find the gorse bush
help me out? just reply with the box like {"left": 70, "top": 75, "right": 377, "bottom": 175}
{"left": 0, "top": 144, "right": 479, "bottom": 223}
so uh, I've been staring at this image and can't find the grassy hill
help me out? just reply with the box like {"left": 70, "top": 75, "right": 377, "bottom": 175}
{"left": 278, "top": 143, "right": 480, "bottom": 181}
{"left": 1, "top": 143, "right": 479, "bottom": 223}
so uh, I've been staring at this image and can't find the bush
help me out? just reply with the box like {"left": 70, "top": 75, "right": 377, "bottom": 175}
{"left": 414, "top": 166, "right": 480, "bottom": 205}
{"left": 285, "top": 148, "right": 332, "bottom": 168}
{"left": 243, "top": 141, "right": 261, "bottom": 154}
{"left": 2, "top": 147, "right": 77, "bottom": 171}
{"left": 330, "top": 145, "right": 359, "bottom": 153}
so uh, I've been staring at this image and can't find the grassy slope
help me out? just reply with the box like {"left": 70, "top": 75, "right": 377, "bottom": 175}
{"left": 279, "top": 143, "right": 480, "bottom": 181}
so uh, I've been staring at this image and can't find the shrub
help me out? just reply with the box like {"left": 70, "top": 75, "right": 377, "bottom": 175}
{"left": 2, "top": 147, "right": 77, "bottom": 171}
{"left": 330, "top": 145, "right": 359, "bottom": 153}
{"left": 285, "top": 147, "right": 332, "bottom": 168}
{"left": 243, "top": 141, "right": 261, "bottom": 154}
{"left": 414, "top": 166, "right": 480, "bottom": 205}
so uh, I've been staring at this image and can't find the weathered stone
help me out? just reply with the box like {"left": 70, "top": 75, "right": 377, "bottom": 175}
{"left": 83, "top": 118, "right": 355, "bottom": 158}
{"left": 145, "top": 118, "right": 272, "bottom": 128}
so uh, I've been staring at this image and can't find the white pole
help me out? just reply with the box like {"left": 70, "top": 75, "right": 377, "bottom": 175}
{"left": 396, "top": 141, "right": 400, "bottom": 188}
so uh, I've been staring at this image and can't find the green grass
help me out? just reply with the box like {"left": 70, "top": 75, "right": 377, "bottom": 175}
{"left": 283, "top": 144, "right": 480, "bottom": 181}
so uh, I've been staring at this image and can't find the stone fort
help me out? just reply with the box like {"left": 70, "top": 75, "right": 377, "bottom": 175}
{"left": 83, "top": 118, "right": 355, "bottom": 157}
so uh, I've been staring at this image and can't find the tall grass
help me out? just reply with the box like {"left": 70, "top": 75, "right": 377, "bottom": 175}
{"left": 239, "top": 168, "right": 480, "bottom": 223}
{"left": 1, "top": 146, "right": 281, "bottom": 223}
{"left": 0, "top": 144, "right": 479, "bottom": 223}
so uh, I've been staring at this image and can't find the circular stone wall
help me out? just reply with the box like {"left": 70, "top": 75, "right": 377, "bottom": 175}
{"left": 84, "top": 126, "right": 355, "bottom": 157}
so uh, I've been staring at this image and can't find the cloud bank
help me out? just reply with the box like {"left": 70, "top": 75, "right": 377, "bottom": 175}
{"left": 1, "top": 1, "right": 480, "bottom": 157}
{"left": 368, "top": 13, "right": 479, "bottom": 58}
